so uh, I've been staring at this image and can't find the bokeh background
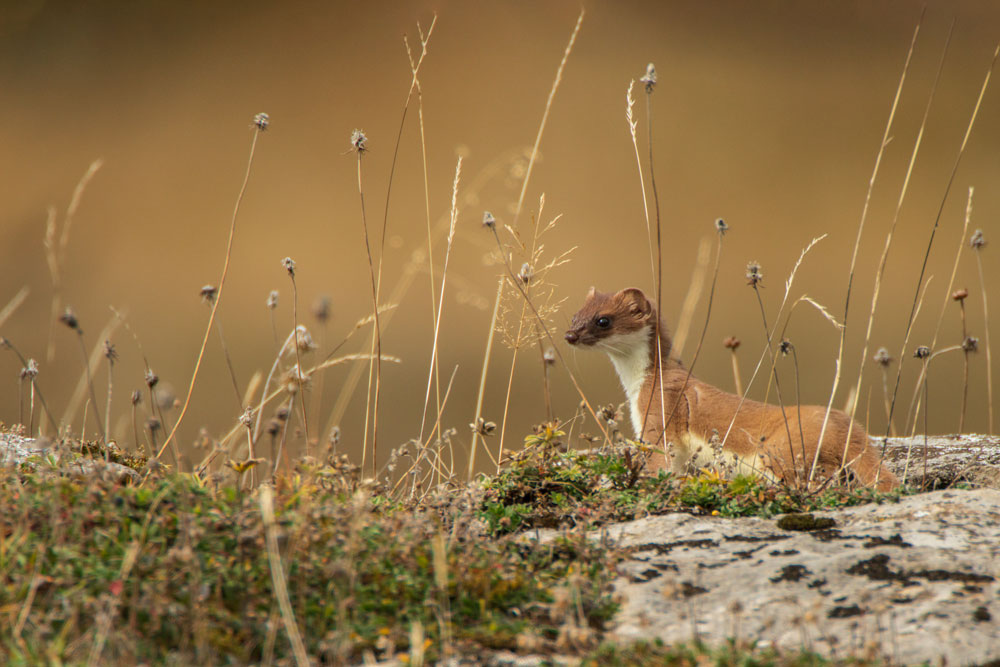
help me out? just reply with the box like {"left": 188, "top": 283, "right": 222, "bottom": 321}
{"left": 1, "top": 0, "right": 998, "bottom": 472}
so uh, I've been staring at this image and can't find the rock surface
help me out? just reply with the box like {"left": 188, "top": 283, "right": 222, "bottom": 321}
{"left": 531, "top": 488, "right": 1000, "bottom": 665}
{"left": 0, "top": 431, "right": 141, "bottom": 484}
{"left": 879, "top": 434, "right": 1000, "bottom": 489}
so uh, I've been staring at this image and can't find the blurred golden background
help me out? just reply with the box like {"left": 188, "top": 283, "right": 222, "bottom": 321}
{"left": 1, "top": 0, "right": 998, "bottom": 472}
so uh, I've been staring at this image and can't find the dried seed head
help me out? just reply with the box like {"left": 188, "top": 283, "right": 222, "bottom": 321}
{"left": 200, "top": 284, "right": 218, "bottom": 304}
{"left": 952, "top": 288, "right": 969, "bottom": 302}
{"left": 282, "top": 257, "right": 296, "bottom": 277}
{"left": 267, "top": 289, "right": 279, "bottom": 310}
{"left": 970, "top": 229, "right": 986, "bottom": 250}
{"left": 723, "top": 336, "right": 741, "bottom": 351}
{"left": 745, "top": 261, "right": 763, "bottom": 287}
{"left": 252, "top": 112, "right": 270, "bottom": 131}
{"left": 518, "top": 262, "right": 533, "bottom": 285}
{"left": 239, "top": 407, "right": 254, "bottom": 428}
{"left": 19, "top": 358, "right": 39, "bottom": 380}
{"left": 779, "top": 339, "right": 793, "bottom": 356}
{"left": 715, "top": 218, "right": 729, "bottom": 235}
{"left": 146, "top": 416, "right": 161, "bottom": 434}
{"left": 294, "top": 325, "right": 317, "bottom": 353}
{"left": 329, "top": 425, "right": 341, "bottom": 446}
{"left": 59, "top": 307, "right": 79, "bottom": 331}
{"left": 312, "top": 294, "right": 331, "bottom": 323}
{"left": 543, "top": 347, "right": 556, "bottom": 365}
{"left": 873, "top": 347, "right": 893, "bottom": 367}
{"left": 963, "top": 336, "right": 979, "bottom": 353}
{"left": 130, "top": 389, "right": 142, "bottom": 406}
{"left": 482, "top": 210, "right": 496, "bottom": 229}
{"left": 350, "top": 129, "right": 368, "bottom": 153}
{"left": 276, "top": 406, "right": 289, "bottom": 422}
{"left": 913, "top": 346, "right": 931, "bottom": 360}
{"left": 640, "top": 62, "right": 657, "bottom": 92}
{"left": 103, "top": 340, "right": 118, "bottom": 363}
{"left": 470, "top": 417, "right": 497, "bottom": 437}
{"left": 266, "top": 418, "right": 281, "bottom": 437}
{"left": 144, "top": 369, "right": 159, "bottom": 388}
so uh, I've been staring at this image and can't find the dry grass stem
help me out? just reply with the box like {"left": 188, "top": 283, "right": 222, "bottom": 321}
{"left": 672, "top": 237, "right": 712, "bottom": 357}
{"left": 159, "top": 120, "right": 265, "bottom": 461}
{"left": 972, "top": 240, "right": 993, "bottom": 433}
{"left": 259, "top": 485, "right": 310, "bottom": 667}
{"left": 468, "top": 275, "right": 505, "bottom": 477}
{"left": 420, "top": 156, "right": 463, "bottom": 443}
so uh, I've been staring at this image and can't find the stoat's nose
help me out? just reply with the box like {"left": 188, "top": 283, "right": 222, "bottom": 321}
{"left": 564, "top": 330, "right": 579, "bottom": 344}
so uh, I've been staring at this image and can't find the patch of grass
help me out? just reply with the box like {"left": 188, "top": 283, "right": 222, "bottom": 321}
{"left": 480, "top": 439, "right": 905, "bottom": 536}
{"left": 0, "top": 460, "right": 617, "bottom": 664}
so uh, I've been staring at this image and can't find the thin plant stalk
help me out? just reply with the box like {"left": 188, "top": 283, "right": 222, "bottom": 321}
{"left": 973, "top": 247, "right": 994, "bottom": 433}
{"left": 513, "top": 8, "right": 584, "bottom": 228}
{"left": 487, "top": 225, "right": 610, "bottom": 445}
{"left": 822, "top": 25, "right": 949, "bottom": 479}
{"left": 287, "top": 270, "right": 310, "bottom": 452}
{"left": 354, "top": 136, "right": 382, "bottom": 476}
{"left": 729, "top": 347, "right": 743, "bottom": 396}
{"left": 159, "top": 120, "right": 265, "bottom": 460}
{"left": 885, "top": 42, "right": 999, "bottom": 446}
{"left": 419, "top": 157, "right": 463, "bottom": 443}
{"left": 468, "top": 275, "right": 505, "bottom": 477}
{"left": 73, "top": 330, "right": 106, "bottom": 443}
{"left": 959, "top": 298, "right": 969, "bottom": 433}
{"left": 811, "top": 15, "right": 921, "bottom": 480}
{"left": 673, "top": 237, "right": 712, "bottom": 357}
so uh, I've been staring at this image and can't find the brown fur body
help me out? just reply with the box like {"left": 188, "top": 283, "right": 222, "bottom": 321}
{"left": 565, "top": 287, "right": 897, "bottom": 491}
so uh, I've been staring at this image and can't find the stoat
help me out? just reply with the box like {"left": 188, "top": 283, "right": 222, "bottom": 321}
{"left": 565, "top": 287, "right": 897, "bottom": 491}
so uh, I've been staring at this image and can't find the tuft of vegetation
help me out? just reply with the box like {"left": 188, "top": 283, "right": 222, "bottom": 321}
{"left": 582, "top": 638, "right": 883, "bottom": 666}
{"left": 0, "top": 455, "right": 618, "bottom": 664}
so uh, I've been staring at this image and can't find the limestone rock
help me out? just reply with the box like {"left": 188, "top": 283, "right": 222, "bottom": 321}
{"left": 0, "top": 431, "right": 141, "bottom": 484}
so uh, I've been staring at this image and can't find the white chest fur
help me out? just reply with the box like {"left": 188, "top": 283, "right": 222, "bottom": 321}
{"left": 600, "top": 327, "right": 653, "bottom": 437}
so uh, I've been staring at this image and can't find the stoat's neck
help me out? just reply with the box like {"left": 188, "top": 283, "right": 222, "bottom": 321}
{"left": 603, "top": 318, "right": 682, "bottom": 438}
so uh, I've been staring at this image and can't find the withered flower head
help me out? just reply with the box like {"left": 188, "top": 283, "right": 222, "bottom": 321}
{"left": 329, "top": 425, "right": 341, "bottom": 445}
{"left": 103, "top": 340, "right": 118, "bottom": 362}
{"left": 913, "top": 346, "right": 931, "bottom": 360}
{"left": 276, "top": 406, "right": 289, "bottom": 422}
{"left": 266, "top": 418, "right": 281, "bottom": 437}
{"left": 543, "top": 347, "right": 556, "bottom": 365}
{"left": 146, "top": 416, "right": 161, "bottom": 434}
{"left": 239, "top": 407, "right": 254, "bottom": 428}
{"left": 267, "top": 289, "right": 279, "bottom": 310}
{"left": 350, "top": 129, "right": 368, "bottom": 153}
{"left": 59, "top": 307, "right": 79, "bottom": 331}
{"left": 470, "top": 417, "right": 497, "bottom": 437}
{"left": 640, "top": 62, "right": 657, "bottom": 92}
{"left": 723, "top": 336, "right": 741, "bottom": 350}
{"left": 252, "top": 112, "right": 270, "bottom": 131}
{"left": 482, "top": 211, "right": 496, "bottom": 229}
{"left": 745, "top": 261, "right": 763, "bottom": 287}
{"left": 873, "top": 347, "right": 893, "bottom": 367}
{"left": 970, "top": 229, "right": 986, "bottom": 250}
{"left": 130, "top": 389, "right": 142, "bottom": 406}
{"left": 144, "top": 369, "right": 159, "bottom": 388}
{"left": 715, "top": 218, "right": 729, "bottom": 235}
{"left": 282, "top": 257, "right": 296, "bottom": 277}
{"left": 20, "top": 358, "right": 38, "bottom": 380}
{"left": 200, "top": 284, "right": 217, "bottom": 304}
{"left": 779, "top": 339, "right": 793, "bottom": 356}
{"left": 952, "top": 288, "right": 969, "bottom": 302}
{"left": 294, "top": 325, "right": 317, "bottom": 353}
{"left": 312, "top": 294, "right": 331, "bottom": 323}
{"left": 963, "top": 336, "right": 979, "bottom": 353}
{"left": 518, "top": 262, "right": 533, "bottom": 285}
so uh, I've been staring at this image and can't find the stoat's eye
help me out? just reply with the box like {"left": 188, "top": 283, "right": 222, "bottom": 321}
{"left": 595, "top": 316, "right": 611, "bottom": 329}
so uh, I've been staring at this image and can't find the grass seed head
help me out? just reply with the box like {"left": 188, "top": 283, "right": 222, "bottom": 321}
{"left": 640, "top": 62, "right": 657, "bottom": 92}
{"left": 282, "top": 257, "right": 296, "bottom": 277}
{"left": 970, "top": 228, "right": 986, "bottom": 249}
{"left": 103, "top": 340, "right": 118, "bottom": 363}
{"left": 873, "top": 347, "right": 893, "bottom": 367}
{"left": 200, "top": 284, "right": 217, "bottom": 304}
{"left": 252, "top": 112, "right": 270, "bottom": 131}
{"left": 130, "top": 389, "right": 142, "bottom": 406}
{"left": 543, "top": 346, "right": 556, "bottom": 365}
{"left": 267, "top": 289, "right": 279, "bottom": 309}
{"left": 59, "top": 307, "right": 79, "bottom": 331}
{"left": 723, "top": 336, "right": 741, "bottom": 350}
{"left": 350, "top": 129, "right": 368, "bottom": 153}
{"left": 952, "top": 288, "right": 969, "bottom": 302}
{"left": 963, "top": 336, "right": 979, "bottom": 353}
{"left": 779, "top": 339, "right": 793, "bottom": 356}
{"left": 745, "top": 261, "right": 763, "bottom": 288}
{"left": 715, "top": 217, "right": 729, "bottom": 235}
{"left": 518, "top": 262, "right": 533, "bottom": 285}
{"left": 19, "top": 358, "right": 38, "bottom": 380}
{"left": 913, "top": 345, "right": 931, "bottom": 360}
{"left": 144, "top": 369, "right": 159, "bottom": 388}
{"left": 482, "top": 210, "right": 496, "bottom": 229}
{"left": 312, "top": 294, "right": 331, "bottom": 323}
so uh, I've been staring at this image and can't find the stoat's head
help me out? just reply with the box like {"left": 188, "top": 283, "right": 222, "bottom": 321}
{"left": 564, "top": 287, "right": 653, "bottom": 348}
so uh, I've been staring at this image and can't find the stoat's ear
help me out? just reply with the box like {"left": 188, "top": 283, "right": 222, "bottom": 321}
{"left": 586, "top": 286, "right": 597, "bottom": 299}
{"left": 620, "top": 287, "right": 652, "bottom": 318}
